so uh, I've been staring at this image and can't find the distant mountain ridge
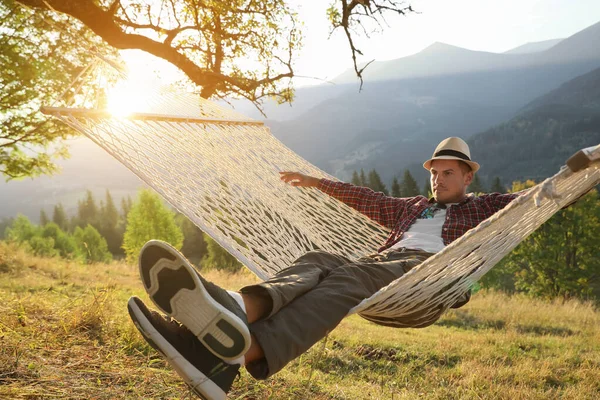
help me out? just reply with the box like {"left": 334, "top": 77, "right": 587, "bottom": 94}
{"left": 467, "top": 66, "right": 600, "bottom": 184}
{"left": 522, "top": 66, "right": 600, "bottom": 111}
{"left": 332, "top": 21, "right": 600, "bottom": 85}
{"left": 503, "top": 39, "right": 563, "bottom": 55}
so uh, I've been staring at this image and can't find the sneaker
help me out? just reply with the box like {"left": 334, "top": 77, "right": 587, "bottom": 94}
{"left": 127, "top": 296, "right": 239, "bottom": 400}
{"left": 138, "top": 239, "right": 250, "bottom": 361}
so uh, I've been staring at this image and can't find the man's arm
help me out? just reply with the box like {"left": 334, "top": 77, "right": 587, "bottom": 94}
{"left": 279, "top": 171, "right": 406, "bottom": 230}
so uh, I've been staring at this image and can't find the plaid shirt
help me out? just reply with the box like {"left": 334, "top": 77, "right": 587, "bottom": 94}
{"left": 318, "top": 179, "right": 519, "bottom": 253}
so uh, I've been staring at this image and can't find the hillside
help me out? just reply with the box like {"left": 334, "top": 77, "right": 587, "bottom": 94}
{"left": 1, "top": 241, "right": 599, "bottom": 399}
{"left": 468, "top": 67, "right": 600, "bottom": 184}
{"left": 503, "top": 39, "right": 563, "bottom": 55}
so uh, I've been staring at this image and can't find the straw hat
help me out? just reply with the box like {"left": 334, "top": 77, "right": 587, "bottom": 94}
{"left": 423, "top": 137, "right": 480, "bottom": 173}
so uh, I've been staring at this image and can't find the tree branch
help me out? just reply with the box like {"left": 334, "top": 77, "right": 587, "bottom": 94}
{"left": 17, "top": 0, "right": 294, "bottom": 102}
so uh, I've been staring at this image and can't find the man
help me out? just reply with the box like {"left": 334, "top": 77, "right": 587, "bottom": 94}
{"left": 127, "top": 137, "right": 519, "bottom": 399}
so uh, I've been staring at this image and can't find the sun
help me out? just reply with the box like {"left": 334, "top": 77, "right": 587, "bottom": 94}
{"left": 105, "top": 76, "right": 156, "bottom": 117}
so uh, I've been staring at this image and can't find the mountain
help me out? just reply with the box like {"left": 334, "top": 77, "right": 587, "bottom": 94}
{"left": 522, "top": 65, "right": 600, "bottom": 111}
{"left": 261, "top": 20, "right": 600, "bottom": 184}
{"left": 332, "top": 21, "right": 600, "bottom": 85}
{"left": 229, "top": 22, "right": 600, "bottom": 124}
{"left": 467, "top": 66, "right": 600, "bottom": 185}
{"left": 503, "top": 39, "right": 563, "bottom": 55}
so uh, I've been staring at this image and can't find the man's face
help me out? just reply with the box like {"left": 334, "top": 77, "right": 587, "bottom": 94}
{"left": 429, "top": 159, "right": 473, "bottom": 204}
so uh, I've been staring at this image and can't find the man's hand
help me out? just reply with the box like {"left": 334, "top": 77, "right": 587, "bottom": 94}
{"left": 279, "top": 171, "right": 321, "bottom": 187}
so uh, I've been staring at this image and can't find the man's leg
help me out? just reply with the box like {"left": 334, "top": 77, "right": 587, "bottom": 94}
{"left": 131, "top": 242, "right": 356, "bottom": 398}
{"left": 137, "top": 241, "right": 354, "bottom": 359}
{"left": 239, "top": 249, "right": 355, "bottom": 319}
{"left": 243, "top": 249, "right": 432, "bottom": 379}
{"left": 133, "top": 240, "right": 431, "bottom": 392}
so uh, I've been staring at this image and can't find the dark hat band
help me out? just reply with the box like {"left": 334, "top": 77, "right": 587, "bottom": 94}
{"left": 434, "top": 149, "right": 471, "bottom": 161}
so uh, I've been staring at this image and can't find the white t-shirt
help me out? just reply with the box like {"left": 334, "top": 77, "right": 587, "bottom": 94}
{"left": 388, "top": 204, "right": 455, "bottom": 254}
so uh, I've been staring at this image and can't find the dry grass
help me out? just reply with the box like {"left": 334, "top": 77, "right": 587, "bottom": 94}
{"left": 1, "top": 241, "right": 599, "bottom": 399}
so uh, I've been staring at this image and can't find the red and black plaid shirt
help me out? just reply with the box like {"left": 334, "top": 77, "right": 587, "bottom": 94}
{"left": 318, "top": 179, "right": 519, "bottom": 253}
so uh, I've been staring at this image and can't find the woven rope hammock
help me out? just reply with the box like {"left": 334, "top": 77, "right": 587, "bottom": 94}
{"left": 42, "top": 58, "right": 600, "bottom": 327}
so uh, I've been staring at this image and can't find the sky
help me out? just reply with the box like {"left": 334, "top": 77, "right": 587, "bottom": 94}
{"left": 291, "top": 0, "right": 600, "bottom": 85}
{"left": 121, "top": 0, "right": 600, "bottom": 87}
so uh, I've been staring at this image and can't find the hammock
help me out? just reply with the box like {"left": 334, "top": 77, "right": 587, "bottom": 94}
{"left": 42, "top": 58, "right": 600, "bottom": 326}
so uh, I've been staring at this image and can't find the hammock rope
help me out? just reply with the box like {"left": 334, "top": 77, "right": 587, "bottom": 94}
{"left": 42, "top": 62, "right": 600, "bottom": 326}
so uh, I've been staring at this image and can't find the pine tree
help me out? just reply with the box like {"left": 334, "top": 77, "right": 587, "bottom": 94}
{"left": 177, "top": 213, "right": 207, "bottom": 263}
{"left": 351, "top": 170, "right": 362, "bottom": 186}
{"left": 422, "top": 179, "right": 431, "bottom": 198}
{"left": 391, "top": 176, "right": 401, "bottom": 197}
{"left": 99, "top": 190, "right": 122, "bottom": 255}
{"left": 40, "top": 209, "right": 49, "bottom": 226}
{"left": 490, "top": 176, "right": 505, "bottom": 193}
{"left": 122, "top": 189, "right": 184, "bottom": 263}
{"left": 367, "top": 169, "right": 388, "bottom": 194}
{"left": 401, "top": 170, "right": 420, "bottom": 197}
{"left": 52, "top": 203, "right": 68, "bottom": 231}
{"left": 77, "top": 190, "right": 99, "bottom": 229}
{"left": 121, "top": 196, "right": 133, "bottom": 220}
{"left": 469, "top": 174, "right": 486, "bottom": 194}
{"left": 359, "top": 169, "right": 367, "bottom": 186}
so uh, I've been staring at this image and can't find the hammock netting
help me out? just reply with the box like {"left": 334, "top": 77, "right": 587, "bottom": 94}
{"left": 42, "top": 59, "right": 600, "bottom": 326}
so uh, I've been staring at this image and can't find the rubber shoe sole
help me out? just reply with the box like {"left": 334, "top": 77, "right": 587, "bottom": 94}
{"left": 127, "top": 297, "right": 226, "bottom": 400}
{"left": 138, "top": 239, "right": 250, "bottom": 361}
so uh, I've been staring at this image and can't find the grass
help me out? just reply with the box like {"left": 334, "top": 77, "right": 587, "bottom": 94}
{"left": 1, "top": 240, "right": 599, "bottom": 399}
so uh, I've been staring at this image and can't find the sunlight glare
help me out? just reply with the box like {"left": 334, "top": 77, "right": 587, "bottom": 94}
{"left": 106, "top": 77, "right": 155, "bottom": 116}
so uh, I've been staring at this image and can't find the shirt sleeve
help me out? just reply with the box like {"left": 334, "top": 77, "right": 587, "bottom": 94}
{"left": 317, "top": 179, "right": 406, "bottom": 229}
{"left": 480, "top": 192, "right": 521, "bottom": 212}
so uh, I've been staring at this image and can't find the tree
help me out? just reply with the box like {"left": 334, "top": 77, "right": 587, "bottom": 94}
{"left": 52, "top": 203, "right": 69, "bottom": 231}
{"left": 359, "top": 169, "right": 367, "bottom": 186}
{"left": 492, "top": 190, "right": 600, "bottom": 300}
{"left": 4, "top": 0, "right": 415, "bottom": 179}
{"left": 401, "top": 169, "right": 420, "bottom": 197}
{"left": 39, "top": 209, "right": 49, "bottom": 226}
{"left": 367, "top": 169, "right": 388, "bottom": 194}
{"left": 40, "top": 222, "right": 79, "bottom": 258}
{"left": 391, "top": 176, "right": 401, "bottom": 197}
{"left": 177, "top": 213, "right": 207, "bottom": 263}
{"left": 202, "top": 233, "right": 242, "bottom": 273}
{"left": 490, "top": 176, "right": 505, "bottom": 193}
{"left": 76, "top": 190, "right": 99, "bottom": 229}
{"left": 99, "top": 189, "right": 123, "bottom": 256}
{"left": 469, "top": 174, "right": 486, "bottom": 194}
{"left": 74, "top": 224, "right": 112, "bottom": 263}
{"left": 0, "top": 0, "right": 114, "bottom": 179}
{"left": 422, "top": 179, "right": 431, "bottom": 198}
{"left": 121, "top": 195, "right": 133, "bottom": 221}
{"left": 0, "top": 217, "right": 15, "bottom": 240}
{"left": 482, "top": 181, "right": 600, "bottom": 301}
{"left": 29, "top": 236, "right": 58, "bottom": 257}
{"left": 18, "top": 0, "right": 415, "bottom": 100}
{"left": 4, "top": 214, "right": 37, "bottom": 243}
{"left": 351, "top": 170, "right": 362, "bottom": 186}
{"left": 17, "top": 0, "right": 300, "bottom": 107}
{"left": 326, "top": 0, "right": 416, "bottom": 86}
{"left": 122, "top": 189, "right": 183, "bottom": 263}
